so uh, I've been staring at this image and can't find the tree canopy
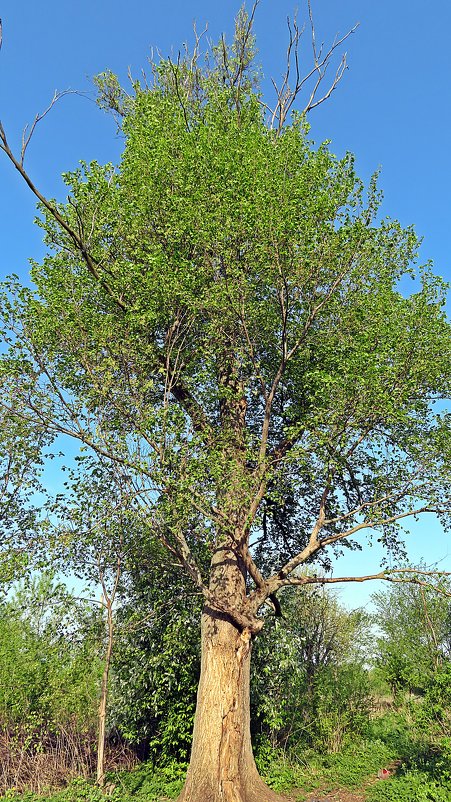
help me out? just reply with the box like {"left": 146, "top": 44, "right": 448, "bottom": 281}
{"left": 1, "top": 7, "right": 451, "bottom": 800}
{"left": 2, "top": 28, "right": 451, "bottom": 611}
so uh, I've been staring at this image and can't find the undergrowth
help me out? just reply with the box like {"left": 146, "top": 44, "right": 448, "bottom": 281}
{"left": 0, "top": 761, "right": 186, "bottom": 802}
{"left": 256, "top": 738, "right": 395, "bottom": 795}
{"left": 2, "top": 718, "right": 451, "bottom": 802}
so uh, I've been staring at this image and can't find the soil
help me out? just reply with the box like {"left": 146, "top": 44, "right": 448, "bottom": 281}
{"left": 284, "top": 783, "right": 374, "bottom": 802}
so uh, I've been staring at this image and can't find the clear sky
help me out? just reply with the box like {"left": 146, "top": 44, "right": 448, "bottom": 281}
{"left": 0, "top": 1, "right": 450, "bottom": 607}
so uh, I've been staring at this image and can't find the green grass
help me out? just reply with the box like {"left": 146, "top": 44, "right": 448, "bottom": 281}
{"left": 3, "top": 717, "right": 451, "bottom": 802}
{"left": 367, "top": 771, "right": 451, "bottom": 802}
{"left": 253, "top": 736, "right": 396, "bottom": 796}
{"left": 367, "top": 737, "right": 451, "bottom": 802}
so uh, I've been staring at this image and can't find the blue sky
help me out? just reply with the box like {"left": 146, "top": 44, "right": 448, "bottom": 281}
{"left": 1, "top": 1, "right": 450, "bottom": 607}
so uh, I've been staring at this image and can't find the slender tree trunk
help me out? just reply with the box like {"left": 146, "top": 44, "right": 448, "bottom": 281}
{"left": 178, "top": 607, "right": 287, "bottom": 802}
{"left": 97, "top": 599, "right": 113, "bottom": 787}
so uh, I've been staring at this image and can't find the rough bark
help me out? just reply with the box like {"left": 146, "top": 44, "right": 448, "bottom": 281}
{"left": 179, "top": 541, "right": 281, "bottom": 802}
{"left": 177, "top": 608, "right": 287, "bottom": 802}
{"left": 177, "top": 359, "right": 286, "bottom": 800}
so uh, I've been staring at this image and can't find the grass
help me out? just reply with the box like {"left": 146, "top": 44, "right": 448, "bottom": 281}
{"left": 256, "top": 738, "right": 395, "bottom": 796}
{"left": 2, "top": 716, "right": 451, "bottom": 802}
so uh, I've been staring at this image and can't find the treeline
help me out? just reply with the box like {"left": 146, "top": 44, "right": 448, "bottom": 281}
{"left": 1, "top": 569, "right": 450, "bottom": 795}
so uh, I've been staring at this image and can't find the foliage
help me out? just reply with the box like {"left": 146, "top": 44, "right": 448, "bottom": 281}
{"left": 111, "top": 552, "right": 202, "bottom": 761}
{"left": 366, "top": 741, "right": 451, "bottom": 802}
{"left": 372, "top": 579, "right": 451, "bottom": 696}
{"left": 367, "top": 772, "right": 451, "bottom": 802}
{"left": 412, "top": 663, "right": 451, "bottom": 736}
{"left": 0, "top": 396, "right": 51, "bottom": 590}
{"left": 0, "top": 574, "right": 103, "bottom": 731}
{"left": 0, "top": 576, "right": 108, "bottom": 793}
{"left": 251, "top": 586, "right": 371, "bottom": 752}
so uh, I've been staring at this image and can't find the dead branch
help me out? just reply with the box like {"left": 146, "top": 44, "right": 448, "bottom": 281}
{"left": 20, "top": 89, "right": 77, "bottom": 166}
{"left": 262, "top": 1, "right": 359, "bottom": 131}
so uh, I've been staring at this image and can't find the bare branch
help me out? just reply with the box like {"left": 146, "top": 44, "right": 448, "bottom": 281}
{"left": 20, "top": 89, "right": 77, "bottom": 166}
{"left": 278, "top": 568, "right": 451, "bottom": 599}
{"left": 273, "top": 505, "right": 451, "bottom": 586}
{"left": 263, "top": 1, "right": 359, "bottom": 131}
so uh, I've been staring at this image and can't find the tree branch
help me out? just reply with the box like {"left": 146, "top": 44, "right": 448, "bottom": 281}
{"left": 273, "top": 505, "right": 451, "bottom": 585}
{"left": 277, "top": 568, "right": 451, "bottom": 599}
{"left": 263, "top": 1, "right": 359, "bottom": 131}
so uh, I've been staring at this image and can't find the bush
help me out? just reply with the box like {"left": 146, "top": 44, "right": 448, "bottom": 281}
{"left": 251, "top": 587, "right": 372, "bottom": 753}
{"left": 367, "top": 772, "right": 451, "bottom": 802}
{"left": 413, "top": 663, "right": 451, "bottom": 737}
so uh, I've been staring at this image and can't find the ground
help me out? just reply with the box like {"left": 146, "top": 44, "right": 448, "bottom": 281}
{"left": 285, "top": 760, "right": 402, "bottom": 802}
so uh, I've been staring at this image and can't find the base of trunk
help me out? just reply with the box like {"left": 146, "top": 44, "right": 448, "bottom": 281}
{"left": 177, "top": 610, "right": 294, "bottom": 802}
{"left": 177, "top": 772, "right": 293, "bottom": 802}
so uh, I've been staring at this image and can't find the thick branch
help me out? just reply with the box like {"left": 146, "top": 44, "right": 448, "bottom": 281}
{"left": 274, "top": 505, "right": 451, "bottom": 585}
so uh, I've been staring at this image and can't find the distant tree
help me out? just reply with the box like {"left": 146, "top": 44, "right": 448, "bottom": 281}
{"left": 372, "top": 577, "right": 451, "bottom": 696}
{"left": 252, "top": 586, "right": 371, "bottom": 752}
{"left": 49, "top": 460, "right": 133, "bottom": 787}
{"left": 0, "top": 574, "right": 102, "bottom": 731}
{"left": 1, "top": 5, "right": 451, "bottom": 800}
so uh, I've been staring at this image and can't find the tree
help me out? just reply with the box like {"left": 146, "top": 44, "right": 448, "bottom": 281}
{"left": 49, "top": 460, "right": 134, "bottom": 787}
{"left": 1, "top": 5, "right": 451, "bottom": 801}
{"left": 251, "top": 586, "right": 371, "bottom": 753}
{"left": 372, "top": 576, "right": 451, "bottom": 696}
{"left": 0, "top": 575, "right": 104, "bottom": 793}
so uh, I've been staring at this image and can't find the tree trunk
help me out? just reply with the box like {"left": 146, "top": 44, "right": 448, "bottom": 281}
{"left": 97, "top": 598, "right": 113, "bottom": 787}
{"left": 177, "top": 608, "right": 287, "bottom": 802}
